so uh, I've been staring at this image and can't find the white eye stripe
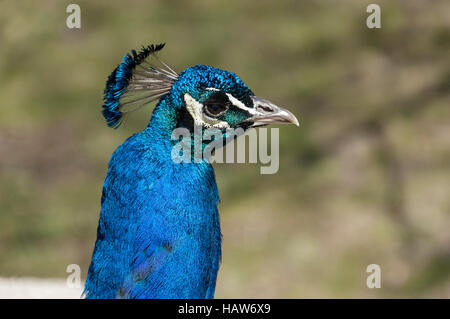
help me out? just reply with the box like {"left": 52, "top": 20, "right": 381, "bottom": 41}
{"left": 225, "top": 93, "right": 257, "bottom": 116}
{"left": 207, "top": 88, "right": 254, "bottom": 114}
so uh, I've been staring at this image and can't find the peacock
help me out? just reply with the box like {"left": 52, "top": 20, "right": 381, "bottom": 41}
{"left": 84, "top": 44, "right": 298, "bottom": 298}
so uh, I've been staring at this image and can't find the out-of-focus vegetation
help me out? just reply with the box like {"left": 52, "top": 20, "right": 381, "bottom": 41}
{"left": 1, "top": 0, "right": 449, "bottom": 298}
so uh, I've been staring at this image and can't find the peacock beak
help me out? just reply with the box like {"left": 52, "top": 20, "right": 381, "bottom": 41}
{"left": 244, "top": 96, "right": 299, "bottom": 127}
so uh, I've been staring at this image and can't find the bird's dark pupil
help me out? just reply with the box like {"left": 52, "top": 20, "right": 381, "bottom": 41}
{"left": 210, "top": 104, "right": 221, "bottom": 113}
{"left": 206, "top": 103, "right": 225, "bottom": 116}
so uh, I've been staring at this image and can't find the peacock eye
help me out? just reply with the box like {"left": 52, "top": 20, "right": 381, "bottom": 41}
{"left": 204, "top": 102, "right": 228, "bottom": 117}
{"left": 203, "top": 90, "right": 230, "bottom": 118}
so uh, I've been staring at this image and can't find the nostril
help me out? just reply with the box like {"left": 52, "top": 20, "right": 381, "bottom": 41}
{"left": 258, "top": 105, "right": 273, "bottom": 113}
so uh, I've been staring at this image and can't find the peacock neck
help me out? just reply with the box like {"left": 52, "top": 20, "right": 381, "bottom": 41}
{"left": 142, "top": 97, "right": 216, "bottom": 183}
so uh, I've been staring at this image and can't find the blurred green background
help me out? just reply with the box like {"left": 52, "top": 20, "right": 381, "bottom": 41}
{"left": 1, "top": 0, "right": 449, "bottom": 298}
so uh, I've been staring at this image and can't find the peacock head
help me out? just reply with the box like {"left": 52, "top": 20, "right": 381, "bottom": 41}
{"left": 101, "top": 43, "right": 298, "bottom": 139}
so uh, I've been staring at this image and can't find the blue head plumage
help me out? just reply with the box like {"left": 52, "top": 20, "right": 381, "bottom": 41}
{"left": 85, "top": 44, "right": 299, "bottom": 299}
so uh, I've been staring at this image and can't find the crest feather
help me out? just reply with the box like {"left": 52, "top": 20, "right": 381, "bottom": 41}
{"left": 102, "top": 43, "right": 178, "bottom": 128}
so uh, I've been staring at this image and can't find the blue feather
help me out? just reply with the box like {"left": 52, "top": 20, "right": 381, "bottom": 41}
{"left": 102, "top": 44, "right": 167, "bottom": 128}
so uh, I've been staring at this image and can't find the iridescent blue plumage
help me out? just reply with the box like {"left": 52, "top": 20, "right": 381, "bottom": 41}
{"left": 85, "top": 99, "right": 221, "bottom": 297}
{"left": 85, "top": 44, "right": 298, "bottom": 299}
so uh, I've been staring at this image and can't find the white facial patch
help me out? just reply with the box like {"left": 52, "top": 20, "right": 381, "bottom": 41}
{"left": 184, "top": 93, "right": 230, "bottom": 129}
